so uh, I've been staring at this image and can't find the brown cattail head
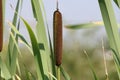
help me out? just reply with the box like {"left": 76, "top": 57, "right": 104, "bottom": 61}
{"left": 0, "top": 0, "right": 3, "bottom": 52}
{"left": 53, "top": 9, "right": 62, "bottom": 66}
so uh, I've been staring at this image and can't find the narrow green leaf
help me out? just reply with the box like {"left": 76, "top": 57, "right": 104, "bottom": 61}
{"left": 15, "top": 74, "right": 22, "bottom": 80}
{"left": 60, "top": 66, "right": 71, "bottom": 80}
{"left": 30, "top": 0, "right": 37, "bottom": 20}
{"left": 98, "top": 0, "right": 120, "bottom": 78}
{"left": 65, "top": 21, "right": 120, "bottom": 30}
{"left": 21, "top": 18, "right": 45, "bottom": 80}
{"left": 5, "top": 32, "right": 20, "bottom": 76}
{"left": 84, "top": 50, "right": 99, "bottom": 80}
{"left": 65, "top": 21, "right": 104, "bottom": 29}
{"left": 114, "top": 0, "right": 120, "bottom": 8}
{"left": 8, "top": 22, "right": 30, "bottom": 47}
{"left": 0, "top": 56, "right": 11, "bottom": 79}
{"left": 47, "top": 26, "right": 56, "bottom": 77}
{"left": 31, "top": 0, "right": 54, "bottom": 79}
{"left": 16, "top": 59, "right": 21, "bottom": 77}
{"left": 9, "top": 32, "right": 21, "bottom": 75}
{"left": 48, "top": 72, "right": 57, "bottom": 80}
{"left": 111, "top": 49, "right": 120, "bottom": 74}
{"left": 12, "top": 0, "right": 20, "bottom": 27}
{"left": 6, "top": 0, "right": 23, "bottom": 76}
{"left": 112, "top": 49, "right": 120, "bottom": 65}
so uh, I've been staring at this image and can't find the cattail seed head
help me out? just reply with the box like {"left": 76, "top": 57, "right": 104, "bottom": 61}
{"left": 53, "top": 9, "right": 62, "bottom": 66}
{"left": 0, "top": 0, "right": 3, "bottom": 52}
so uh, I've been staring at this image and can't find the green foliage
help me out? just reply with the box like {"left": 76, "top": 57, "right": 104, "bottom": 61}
{"left": 21, "top": 18, "right": 45, "bottom": 80}
{"left": 1, "top": 0, "right": 120, "bottom": 80}
{"left": 98, "top": 0, "right": 120, "bottom": 79}
{"left": 60, "top": 66, "right": 71, "bottom": 80}
{"left": 84, "top": 50, "right": 99, "bottom": 80}
{"left": 0, "top": 0, "right": 70, "bottom": 79}
{"left": 66, "top": 21, "right": 104, "bottom": 29}
{"left": 114, "top": 0, "right": 120, "bottom": 8}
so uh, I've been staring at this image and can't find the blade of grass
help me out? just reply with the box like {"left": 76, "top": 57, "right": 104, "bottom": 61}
{"left": 65, "top": 21, "right": 104, "bottom": 29}
{"left": 98, "top": 0, "right": 120, "bottom": 78}
{"left": 9, "top": 32, "right": 21, "bottom": 75}
{"left": 8, "top": 22, "right": 29, "bottom": 47}
{"left": 21, "top": 18, "right": 45, "bottom": 80}
{"left": 31, "top": 0, "right": 37, "bottom": 20}
{"left": 15, "top": 74, "right": 21, "bottom": 80}
{"left": 12, "top": 0, "right": 20, "bottom": 28}
{"left": 8, "top": 22, "right": 32, "bottom": 54}
{"left": 48, "top": 72, "right": 57, "bottom": 80}
{"left": 10, "top": 1, "right": 23, "bottom": 77}
{"left": 6, "top": 0, "right": 23, "bottom": 77}
{"left": 31, "top": 0, "right": 54, "bottom": 79}
{"left": 65, "top": 21, "right": 120, "bottom": 30}
{"left": 0, "top": 56, "right": 11, "bottom": 79}
{"left": 114, "top": 0, "right": 120, "bottom": 8}
{"left": 83, "top": 50, "right": 99, "bottom": 80}
{"left": 60, "top": 66, "right": 71, "bottom": 80}
{"left": 47, "top": 26, "right": 56, "bottom": 77}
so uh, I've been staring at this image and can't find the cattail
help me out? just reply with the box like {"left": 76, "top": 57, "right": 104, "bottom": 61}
{"left": 0, "top": 0, "right": 3, "bottom": 52}
{"left": 53, "top": 9, "right": 62, "bottom": 67}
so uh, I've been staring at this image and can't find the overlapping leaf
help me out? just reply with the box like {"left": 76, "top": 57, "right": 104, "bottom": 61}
{"left": 31, "top": 0, "right": 55, "bottom": 79}
{"left": 21, "top": 18, "right": 45, "bottom": 80}
{"left": 98, "top": 0, "right": 120, "bottom": 78}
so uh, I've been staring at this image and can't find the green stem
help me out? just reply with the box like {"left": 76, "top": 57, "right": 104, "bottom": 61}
{"left": 57, "top": 66, "right": 60, "bottom": 80}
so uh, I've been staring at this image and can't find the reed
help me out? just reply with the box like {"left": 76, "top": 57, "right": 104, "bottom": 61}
{"left": 0, "top": 0, "right": 120, "bottom": 80}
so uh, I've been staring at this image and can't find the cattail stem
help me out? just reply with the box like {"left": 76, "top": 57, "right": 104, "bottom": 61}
{"left": 57, "top": 66, "right": 60, "bottom": 80}
{"left": 0, "top": 0, "right": 3, "bottom": 52}
{"left": 56, "top": 0, "right": 58, "bottom": 10}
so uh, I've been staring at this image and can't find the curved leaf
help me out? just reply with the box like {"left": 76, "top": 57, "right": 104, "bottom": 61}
{"left": 21, "top": 18, "right": 45, "bottom": 80}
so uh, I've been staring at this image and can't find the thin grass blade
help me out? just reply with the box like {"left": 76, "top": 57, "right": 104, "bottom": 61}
{"left": 5, "top": 0, "right": 23, "bottom": 77}
{"left": 65, "top": 21, "right": 104, "bottom": 29}
{"left": 9, "top": 32, "right": 21, "bottom": 75}
{"left": 48, "top": 72, "right": 57, "bottom": 80}
{"left": 47, "top": 26, "right": 56, "bottom": 77}
{"left": 0, "top": 56, "right": 11, "bottom": 79}
{"left": 83, "top": 50, "right": 99, "bottom": 80}
{"left": 31, "top": 0, "right": 37, "bottom": 20}
{"left": 8, "top": 22, "right": 29, "bottom": 46}
{"left": 60, "top": 66, "right": 71, "bottom": 80}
